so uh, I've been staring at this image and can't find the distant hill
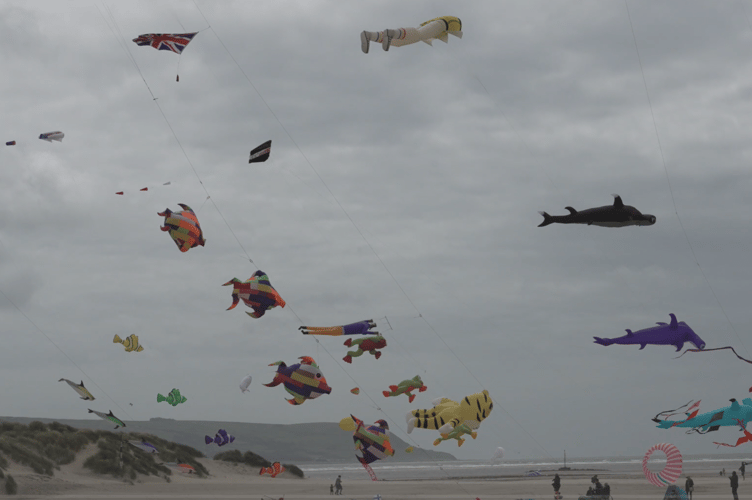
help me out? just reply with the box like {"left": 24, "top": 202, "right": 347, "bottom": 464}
{"left": 1, "top": 417, "right": 456, "bottom": 463}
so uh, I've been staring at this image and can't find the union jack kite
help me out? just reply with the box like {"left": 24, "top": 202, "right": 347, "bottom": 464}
{"left": 132, "top": 33, "right": 198, "bottom": 54}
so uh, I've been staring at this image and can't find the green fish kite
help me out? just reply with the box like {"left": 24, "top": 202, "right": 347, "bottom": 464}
{"left": 157, "top": 388, "right": 187, "bottom": 407}
{"left": 382, "top": 375, "right": 427, "bottom": 403}
{"left": 432, "top": 423, "right": 476, "bottom": 447}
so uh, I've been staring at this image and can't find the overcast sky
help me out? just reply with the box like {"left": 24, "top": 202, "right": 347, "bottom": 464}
{"left": 4, "top": 0, "right": 752, "bottom": 463}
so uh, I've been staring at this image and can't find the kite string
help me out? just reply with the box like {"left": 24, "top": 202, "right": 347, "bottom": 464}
{"left": 98, "top": 2, "right": 257, "bottom": 267}
{"left": 0, "top": 287, "right": 134, "bottom": 421}
{"left": 190, "top": 1, "right": 555, "bottom": 460}
{"left": 624, "top": 0, "right": 750, "bottom": 358}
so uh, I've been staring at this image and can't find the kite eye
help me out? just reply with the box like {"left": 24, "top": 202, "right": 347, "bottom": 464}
{"left": 315, "top": 373, "right": 322, "bottom": 379}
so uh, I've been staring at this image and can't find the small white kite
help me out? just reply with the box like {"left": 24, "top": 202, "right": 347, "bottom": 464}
{"left": 239, "top": 374, "right": 252, "bottom": 393}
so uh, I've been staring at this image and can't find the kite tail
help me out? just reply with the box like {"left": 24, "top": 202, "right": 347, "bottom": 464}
{"left": 156, "top": 393, "right": 166, "bottom": 403}
{"left": 343, "top": 338, "right": 353, "bottom": 347}
{"left": 537, "top": 211, "right": 554, "bottom": 227}
{"left": 408, "top": 394, "right": 416, "bottom": 403}
{"left": 433, "top": 438, "right": 442, "bottom": 446}
{"left": 204, "top": 436, "right": 213, "bottom": 445}
{"left": 113, "top": 334, "right": 122, "bottom": 344}
{"left": 343, "top": 355, "right": 353, "bottom": 364}
{"left": 383, "top": 390, "right": 391, "bottom": 397}
{"left": 593, "top": 337, "right": 614, "bottom": 346}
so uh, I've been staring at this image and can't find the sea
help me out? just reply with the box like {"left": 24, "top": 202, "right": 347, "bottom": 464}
{"left": 298, "top": 454, "right": 752, "bottom": 482}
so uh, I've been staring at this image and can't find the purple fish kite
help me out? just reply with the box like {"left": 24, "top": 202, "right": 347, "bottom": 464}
{"left": 205, "top": 429, "right": 235, "bottom": 447}
{"left": 594, "top": 313, "right": 705, "bottom": 352}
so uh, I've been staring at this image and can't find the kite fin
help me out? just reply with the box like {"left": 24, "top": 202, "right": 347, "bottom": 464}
{"left": 343, "top": 338, "right": 353, "bottom": 347}
{"left": 389, "top": 385, "right": 398, "bottom": 392}
{"left": 669, "top": 313, "right": 678, "bottom": 329}
{"left": 408, "top": 394, "right": 416, "bottom": 403}
{"left": 383, "top": 391, "right": 391, "bottom": 397}
{"left": 343, "top": 355, "right": 352, "bottom": 364}
{"left": 374, "top": 351, "right": 382, "bottom": 359}
{"left": 263, "top": 374, "right": 283, "bottom": 388}
{"left": 449, "top": 30, "right": 463, "bottom": 38}
{"left": 433, "top": 438, "right": 441, "bottom": 446}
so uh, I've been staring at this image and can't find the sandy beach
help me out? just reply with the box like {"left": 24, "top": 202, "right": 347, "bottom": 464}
{"left": 2, "top": 445, "right": 748, "bottom": 500}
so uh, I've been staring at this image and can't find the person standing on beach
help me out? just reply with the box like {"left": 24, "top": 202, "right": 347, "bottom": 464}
{"left": 741, "top": 462, "right": 747, "bottom": 480}
{"left": 730, "top": 470, "right": 739, "bottom": 500}
{"left": 552, "top": 473, "right": 561, "bottom": 494}
{"left": 685, "top": 476, "right": 694, "bottom": 500}
{"left": 335, "top": 475, "right": 342, "bottom": 495}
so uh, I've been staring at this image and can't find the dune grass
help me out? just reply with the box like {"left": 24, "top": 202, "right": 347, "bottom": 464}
{"left": 0, "top": 421, "right": 207, "bottom": 481}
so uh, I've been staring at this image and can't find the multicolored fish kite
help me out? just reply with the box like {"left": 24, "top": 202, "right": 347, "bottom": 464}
{"left": 249, "top": 140, "right": 272, "bottom": 163}
{"left": 5, "top": 141, "right": 15, "bottom": 146}
{"left": 299, "top": 319, "right": 377, "bottom": 336}
{"left": 343, "top": 335, "right": 386, "bottom": 363}
{"left": 59, "top": 378, "right": 95, "bottom": 400}
{"left": 157, "top": 388, "right": 187, "bottom": 407}
{"left": 361, "top": 16, "right": 462, "bottom": 53}
{"left": 158, "top": 204, "right": 206, "bottom": 253}
{"left": 382, "top": 375, "right": 427, "bottom": 403}
{"left": 88, "top": 409, "right": 125, "bottom": 429}
{"left": 407, "top": 390, "right": 493, "bottom": 446}
{"left": 113, "top": 334, "right": 144, "bottom": 352}
{"left": 654, "top": 398, "right": 752, "bottom": 434}
{"left": 223, "top": 270, "right": 286, "bottom": 318}
{"left": 264, "top": 356, "right": 332, "bottom": 405}
{"left": 205, "top": 429, "right": 235, "bottom": 447}
{"left": 339, "top": 415, "right": 394, "bottom": 481}
{"left": 259, "top": 462, "right": 285, "bottom": 478}
{"left": 538, "top": 194, "right": 656, "bottom": 228}
{"left": 594, "top": 314, "right": 705, "bottom": 352}
{"left": 351, "top": 387, "right": 360, "bottom": 395}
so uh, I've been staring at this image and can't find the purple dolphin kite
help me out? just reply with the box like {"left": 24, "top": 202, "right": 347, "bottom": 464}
{"left": 594, "top": 313, "right": 705, "bottom": 352}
